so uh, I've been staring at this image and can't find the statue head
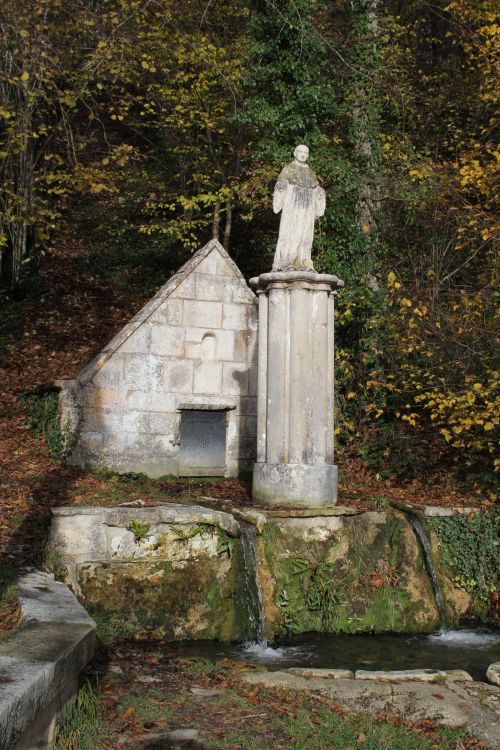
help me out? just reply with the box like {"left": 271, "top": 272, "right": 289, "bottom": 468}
{"left": 293, "top": 144, "right": 309, "bottom": 165}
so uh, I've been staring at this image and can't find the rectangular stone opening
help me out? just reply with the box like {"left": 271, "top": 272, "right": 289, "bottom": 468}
{"left": 178, "top": 409, "right": 227, "bottom": 476}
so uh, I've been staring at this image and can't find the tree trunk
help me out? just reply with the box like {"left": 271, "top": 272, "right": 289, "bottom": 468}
{"left": 223, "top": 202, "right": 232, "bottom": 251}
{"left": 0, "top": 75, "right": 34, "bottom": 290}
{"left": 351, "top": 0, "right": 381, "bottom": 285}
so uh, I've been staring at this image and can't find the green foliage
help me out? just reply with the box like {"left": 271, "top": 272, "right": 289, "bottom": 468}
{"left": 92, "top": 612, "right": 138, "bottom": 646}
{"left": 19, "top": 390, "right": 77, "bottom": 462}
{"left": 52, "top": 680, "right": 105, "bottom": 750}
{"left": 215, "top": 701, "right": 468, "bottom": 750}
{"left": 428, "top": 510, "right": 499, "bottom": 604}
{"left": 170, "top": 522, "right": 235, "bottom": 558}
{"left": 276, "top": 555, "right": 350, "bottom": 633}
{"left": 43, "top": 543, "right": 67, "bottom": 580}
{"left": 184, "top": 657, "right": 218, "bottom": 676}
{"left": 126, "top": 519, "right": 151, "bottom": 545}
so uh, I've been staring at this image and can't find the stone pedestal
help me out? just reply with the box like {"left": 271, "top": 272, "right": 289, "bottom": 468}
{"left": 250, "top": 270, "right": 344, "bottom": 508}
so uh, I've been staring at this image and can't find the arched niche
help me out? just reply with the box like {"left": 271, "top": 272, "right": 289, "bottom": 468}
{"left": 201, "top": 332, "right": 216, "bottom": 361}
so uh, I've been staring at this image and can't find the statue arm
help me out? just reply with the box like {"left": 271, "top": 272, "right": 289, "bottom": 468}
{"left": 315, "top": 186, "right": 326, "bottom": 218}
{"left": 273, "top": 180, "right": 288, "bottom": 214}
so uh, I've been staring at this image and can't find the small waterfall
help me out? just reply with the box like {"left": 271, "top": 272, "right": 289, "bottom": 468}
{"left": 239, "top": 520, "right": 267, "bottom": 646}
{"left": 408, "top": 513, "right": 447, "bottom": 632}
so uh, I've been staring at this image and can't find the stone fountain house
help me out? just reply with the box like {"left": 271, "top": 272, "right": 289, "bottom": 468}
{"left": 58, "top": 239, "right": 258, "bottom": 478}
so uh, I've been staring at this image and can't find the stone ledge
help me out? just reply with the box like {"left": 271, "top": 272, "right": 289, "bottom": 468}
{"left": 0, "top": 571, "right": 96, "bottom": 750}
{"left": 282, "top": 667, "right": 472, "bottom": 683}
{"left": 287, "top": 668, "right": 354, "bottom": 680}
{"left": 52, "top": 503, "right": 240, "bottom": 536}
{"left": 354, "top": 668, "right": 473, "bottom": 683}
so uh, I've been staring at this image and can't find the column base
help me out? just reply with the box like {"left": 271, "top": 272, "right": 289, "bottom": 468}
{"left": 252, "top": 462, "right": 338, "bottom": 508}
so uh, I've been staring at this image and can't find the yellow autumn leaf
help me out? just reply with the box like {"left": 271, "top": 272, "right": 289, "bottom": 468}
{"left": 387, "top": 271, "right": 396, "bottom": 286}
{"left": 20, "top": 71, "right": 29, "bottom": 81}
{"left": 347, "top": 391, "right": 356, "bottom": 400}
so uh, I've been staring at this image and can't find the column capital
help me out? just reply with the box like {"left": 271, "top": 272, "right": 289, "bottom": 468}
{"left": 249, "top": 270, "right": 344, "bottom": 294}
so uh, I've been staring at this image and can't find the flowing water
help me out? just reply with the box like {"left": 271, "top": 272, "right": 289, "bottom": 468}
{"left": 160, "top": 513, "right": 499, "bottom": 682}
{"left": 239, "top": 520, "right": 267, "bottom": 645}
{"left": 407, "top": 513, "right": 448, "bottom": 631}
{"left": 159, "top": 629, "right": 500, "bottom": 682}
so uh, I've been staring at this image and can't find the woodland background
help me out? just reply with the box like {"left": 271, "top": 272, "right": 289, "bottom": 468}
{"left": 0, "top": 0, "right": 498, "bottom": 496}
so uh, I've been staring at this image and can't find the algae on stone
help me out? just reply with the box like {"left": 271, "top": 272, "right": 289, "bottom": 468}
{"left": 78, "top": 536, "right": 252, "bottom": 642}
{"left": 260, "top": 510, "right": 440, "bottom": 639}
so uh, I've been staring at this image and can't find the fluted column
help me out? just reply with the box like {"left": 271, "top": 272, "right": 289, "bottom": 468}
{"left": 250, "top": 270, "right": 344, "bottom": 507}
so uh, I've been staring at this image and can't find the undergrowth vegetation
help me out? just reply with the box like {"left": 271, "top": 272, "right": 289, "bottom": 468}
{"left": 428, "top": 509, "right": 500, "bottom": 614}
{"left": 19, "top": 390, "right": 77, "bottom": 462}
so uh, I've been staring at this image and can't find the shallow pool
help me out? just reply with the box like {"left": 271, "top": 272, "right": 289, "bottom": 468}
{"left": 159, "top": 629, "right": 500, "bottom": 682}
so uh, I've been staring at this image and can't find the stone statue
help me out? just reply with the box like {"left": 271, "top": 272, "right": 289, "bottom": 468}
{"left": 272, "top": 144, "right": 326, "bottom": 272}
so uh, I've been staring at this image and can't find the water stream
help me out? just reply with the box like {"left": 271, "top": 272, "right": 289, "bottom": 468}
{"left": 407, "top": 513, "right": 448, "bottom": 631}
{"left": 239, "top": 520, "right": 267, "bottom": 646}
{"left": 158, "top": 629, "right": 500, "bottom": 682}
{"left": 224, "top": 515, "right": 500, "bottom": 680}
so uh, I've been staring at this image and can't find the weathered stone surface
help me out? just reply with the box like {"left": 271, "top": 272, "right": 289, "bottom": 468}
{"left": 50, "top": 504, "right": 251, "bottom": 642}
{"left": 0, "top": 571, "right": 95, "bottom": 750}
{"left": 253, "top": 462, "right": 338, "bottom": 507}
{"left": 49, "top": 503, "right": 484, "bottom": 645}
{"left": 242, "top": 671, "right": 500, "bottom": 746}
{"left": 259, "top": 509, "right": 440, "bottom": 640}
{"left": 17, "top": 570, "right": 96, "bottom": 627}
{"left": 76, "top": 554, "right": 247, "bottom": 642}
{"left": 287, "top": 668, "right": 354, "bottom": 680}
{"left": 250, "top": 270, "right": 342, "bottom": 508}
{"left": 355, "top": 669, "right": 472, "bottom": 683}
{"left": 487, "top": 663, "right": 500, "bottom": 687}
{"left": 61, "top": 239, "right": 258, "bottom": 478}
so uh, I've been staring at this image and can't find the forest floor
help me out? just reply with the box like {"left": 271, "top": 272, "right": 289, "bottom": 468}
{"left": 0, "top": 244, "right": 492, "bottom": 570}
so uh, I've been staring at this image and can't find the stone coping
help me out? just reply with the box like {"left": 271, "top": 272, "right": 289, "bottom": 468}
{"left": 388, "top": 498, "right": 481, "bottom": 517}
{"left": 0, "top": 570, "right": 96, "bottom": 750}
{"left": 76, "top": 238, "right": 254, "bottom": 386}
{"left": 51, "top": 503, "right": 241, "bottom": 536}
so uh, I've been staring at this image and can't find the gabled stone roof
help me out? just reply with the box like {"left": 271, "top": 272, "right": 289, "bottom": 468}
{"left": 77, "top": 239, "right": 255, "bottom": 386}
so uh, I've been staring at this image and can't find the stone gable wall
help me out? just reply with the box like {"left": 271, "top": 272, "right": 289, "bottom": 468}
{"left": 67, "top": 247, "right": 258, "bottom": 477}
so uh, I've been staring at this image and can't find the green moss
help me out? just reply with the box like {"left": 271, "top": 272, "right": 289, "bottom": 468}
{"left": 261, "top": 510, "right": 439, "bottom": 637}
{"left": 78, "top": 553, "right": 249, "bottom": 642}
{"left": 19, "top": 389, "right": 78, "bottom": 461}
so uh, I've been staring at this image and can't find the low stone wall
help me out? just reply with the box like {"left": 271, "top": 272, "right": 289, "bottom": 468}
{"left": 49, "top": 502, "right": 475, "bottom": 642}
{"left": 50, "top": 504, "right": 252, "bottom": 642}
{"left": 0, "top": 570, "right": 96, "bottom": 750}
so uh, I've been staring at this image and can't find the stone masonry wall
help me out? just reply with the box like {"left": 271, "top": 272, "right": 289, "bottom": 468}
{"left": 64, "top": 241, "right": 258, "bottom": 478}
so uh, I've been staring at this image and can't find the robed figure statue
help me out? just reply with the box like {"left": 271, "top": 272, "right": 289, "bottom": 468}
{"left": 272, "top": 144, "right": 326, "bottom": 272}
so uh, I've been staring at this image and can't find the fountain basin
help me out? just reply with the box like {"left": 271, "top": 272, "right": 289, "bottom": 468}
{"left": 152, "top": 629, "right": 500, "bottom": 683}
{"left": 49, "top": 502, "right": 491, "bottom": 642}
